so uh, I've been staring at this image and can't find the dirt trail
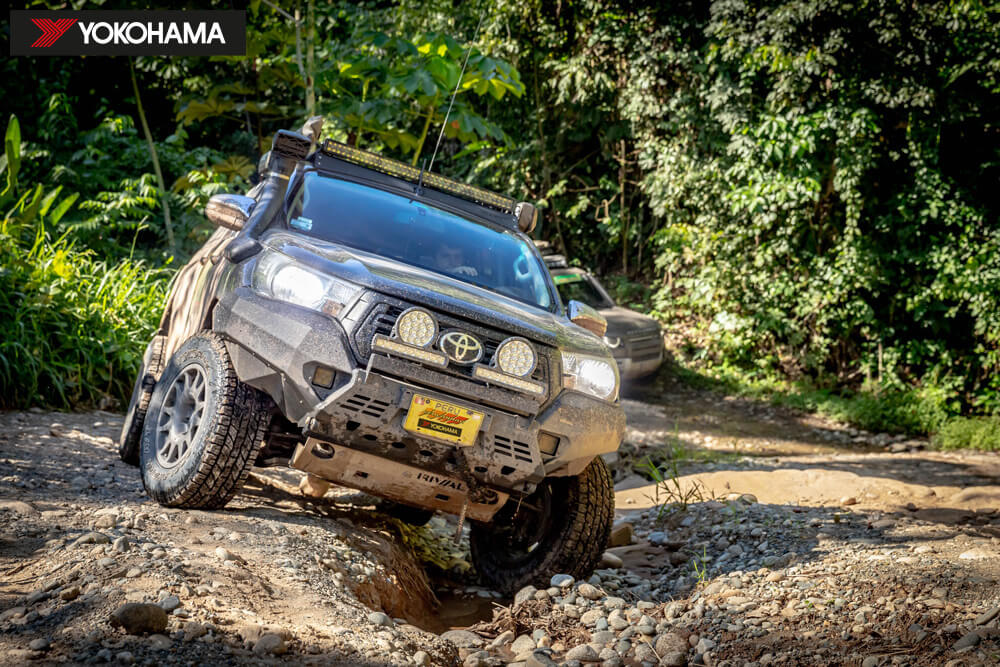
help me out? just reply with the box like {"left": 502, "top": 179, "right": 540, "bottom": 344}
{"left": 1, "top": 375, "right": 999, "bottom": 665}
{"left": 0, "top": 410, "right": 464, "bottom": 664}
{"left": 618, "top": 376, "right": 1000, "bottom": 520}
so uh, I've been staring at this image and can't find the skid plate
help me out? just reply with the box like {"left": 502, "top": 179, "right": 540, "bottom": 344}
{"left": 290, "top": 438, "right": 507, "bottom": 521}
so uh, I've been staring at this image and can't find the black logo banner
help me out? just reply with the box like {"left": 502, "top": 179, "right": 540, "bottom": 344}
{"left": 9, "top": 10, "right": 246, "bottom": 56}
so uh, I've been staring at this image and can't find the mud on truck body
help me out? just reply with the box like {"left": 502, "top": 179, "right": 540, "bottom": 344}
{"left": 119, "top": 125, "right": 625, "bottom": 592}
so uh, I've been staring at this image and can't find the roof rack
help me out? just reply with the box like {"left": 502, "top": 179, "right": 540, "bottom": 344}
{"left": 318, "top": 139, "right": 516, "bottom": 214}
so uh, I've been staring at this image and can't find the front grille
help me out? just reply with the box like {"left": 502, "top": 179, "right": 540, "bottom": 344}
{"left": 628, "top": 332, "right": 663, "bottom": 361}
{"left": 354, "top": 299, "right": 552, "bottom": 391}
{"left": 493, "top": 435, "right": 534, "bottom": 463}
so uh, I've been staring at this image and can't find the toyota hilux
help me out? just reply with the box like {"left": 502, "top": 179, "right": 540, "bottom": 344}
{"left": 118, "top": 125, "right": 626, "bottom": 592}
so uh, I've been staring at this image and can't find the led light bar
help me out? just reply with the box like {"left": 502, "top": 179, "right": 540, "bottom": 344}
{"left": 372, "top": 334, "right": 448, "bottom": 367}
{"left": 320, "top": 140, "right": 516, "bottom": 213}
{"left": 473, "top": 365, "right": 545, "bottom": 395}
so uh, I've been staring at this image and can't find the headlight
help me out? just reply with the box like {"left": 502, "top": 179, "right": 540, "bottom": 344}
{"left": 602, "top": 336, "right": 621, "bottom": 349}
{"left": 252, "top": 251, "right": 361, "bottom": 316}
{"left": 561, "top": 351, "right": 619, "bottom": 401}
{"left": 495, "top": 337, "right": 536, "bottom": 377}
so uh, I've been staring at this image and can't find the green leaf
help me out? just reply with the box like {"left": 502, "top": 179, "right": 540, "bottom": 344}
{"left": 176, "top": 98, "right": 236, "bottom": 125}
{"left": 16, "top": 184, "right": 44, "bottom": 226}
{"left": 426, "top": 56, "right": 460, "bottom": 89}
{"left": 48, "top": 192, "right": 78, "bottom": 225}
{"left": 39, "top": 186, "right": 63, "bottom": 217}
{"left": 4, "top": 114, "right": 21, "bottom": 196}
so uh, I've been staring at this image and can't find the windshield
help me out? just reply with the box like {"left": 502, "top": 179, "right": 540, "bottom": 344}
{"left": 286, "top": 172, "right": 555, "bottom": 310}
{"left": 553, "top": 273, "right": 615, "bottom": 309}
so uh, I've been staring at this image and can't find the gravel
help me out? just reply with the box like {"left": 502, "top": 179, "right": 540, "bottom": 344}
{"left": 459, "top": 487, "right": 1000, "bottom": 666}
{"left": 4, "top": 398, "right": 1000, "bottom": 666}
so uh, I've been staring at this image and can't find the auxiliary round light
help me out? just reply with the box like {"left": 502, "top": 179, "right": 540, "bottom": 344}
{"left": 396, "top": 308, "right": 437, "bottom": 347}
{"left": 495, "top": 338, "right": 536, "bottom": 377}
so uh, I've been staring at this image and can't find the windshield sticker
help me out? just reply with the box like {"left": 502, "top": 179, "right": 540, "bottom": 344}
{"left": 290, "top": 216, "right": 313, "bottom": 231}
{"left": 553, "top": 274, "right": 584, "bottom": 284}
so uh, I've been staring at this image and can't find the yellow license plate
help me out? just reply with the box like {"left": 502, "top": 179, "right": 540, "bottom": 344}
{"left": 403, "top": 394, "right": 484, "bottom": 447}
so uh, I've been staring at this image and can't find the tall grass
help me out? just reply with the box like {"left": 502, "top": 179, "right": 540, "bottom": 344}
{"left": 934, "top": 417, "right": 1000, "bottom": 452}
{"left": 0, "top": 224, "right": 171, "bottom": 409}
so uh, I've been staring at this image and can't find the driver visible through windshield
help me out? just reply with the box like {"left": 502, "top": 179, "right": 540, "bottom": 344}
{"left": 287, "top": 172, "right": 555, "bottom": 310}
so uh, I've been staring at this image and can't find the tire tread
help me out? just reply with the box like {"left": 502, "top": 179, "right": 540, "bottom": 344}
{"left": 119, "top": 335, "right": 166, "bottom": 466}
{"left": 144, "top": 333, "right": 268, "bottom": 509}
{"left": 471, "top": 457, "right": 614, "bottom": 594}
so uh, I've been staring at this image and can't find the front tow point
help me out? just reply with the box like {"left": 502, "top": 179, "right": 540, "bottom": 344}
{"left": 299, "top": 473, "right": 331, "bottom": 498}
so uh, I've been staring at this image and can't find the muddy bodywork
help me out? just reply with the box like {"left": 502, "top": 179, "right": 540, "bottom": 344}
{"left": 154, "top": 133, "right": 625, "bottom": 517}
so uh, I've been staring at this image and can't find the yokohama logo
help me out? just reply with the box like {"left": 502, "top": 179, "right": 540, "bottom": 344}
{"left": 31, "top": 20, "right": 226, "bottom": 48}
{"left": 10, "top": 10, "right": 246, "bottom": 57}
{"left": 30, "top": 18, "right": 77, "bottom": 48}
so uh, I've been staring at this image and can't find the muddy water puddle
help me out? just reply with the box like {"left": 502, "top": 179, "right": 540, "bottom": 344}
{"left": 416, "top": 590, "right": 505, "bottom": 634}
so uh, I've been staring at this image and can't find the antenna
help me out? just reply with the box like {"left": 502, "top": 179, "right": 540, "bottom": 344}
{"left": 416, "top": 158, "right": 427, "bottom": 194}
{"left": 427, "top": 13, "right": 485, "bottom": 175}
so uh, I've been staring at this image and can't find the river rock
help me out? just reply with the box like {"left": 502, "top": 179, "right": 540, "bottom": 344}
{"left": 953, "top": 631, "right": 981, "bottom": 650}
{"left": 609, "top": 523, "right": 634, "bottom": 547}
{"left": 600, "top": 552, "right": 624, "bottom": 568}
{"left": 367, "top": 611, "right": 393, "bottom": 627}
{"left": 441, "top": 629, "right": 484, "bottom": 649}
{"left": 514, "top": 586, "right": 538, "bottom": 606}
{"left": 28, "top": 638, "right": 50, "bottom": 652}
{"left": 253, "top": 633, "right": 287, "bottom": 656}
{"left": 511, "top": 634, "right": 536, "bottom": 655}
{"left": 72, "top": 532, "right": 110, "bottom": 547}
{"left": 59, "top": 586, "right": 81, "bottom": 601}
{"left": 565, "top": 643, "right": 600, "bottom": 662}
{"left": 109, "top": 603, "right": 167, "bottom": 635}
{"left": 158, "top": 596, "right": 181, "bottom": 612}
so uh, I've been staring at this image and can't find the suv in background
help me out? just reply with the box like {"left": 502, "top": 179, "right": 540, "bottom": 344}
{"left": 118, "top": 124, "right": 625, "bottom": 593}
{"left": 539, "top": 250, "right": 663, "bottom": 380}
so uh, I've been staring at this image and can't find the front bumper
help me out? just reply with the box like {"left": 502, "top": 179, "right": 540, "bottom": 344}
{"left": 612, "top": 332, "right": 665, "bottom": 380}
{"left": 615, "top": 354, "right": 664, "bottom": 380}
{"left": 213, "top": 288, "right": 625, "bottom": 493}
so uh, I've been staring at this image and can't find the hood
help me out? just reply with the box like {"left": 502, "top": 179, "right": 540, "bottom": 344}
{"left": 261, "top": 231, "right": 609, "bottom": 356}
{"left": 599, "top": 306, "right": 662, "bottom": 338}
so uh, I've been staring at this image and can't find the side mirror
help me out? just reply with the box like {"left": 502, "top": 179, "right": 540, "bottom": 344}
{"left": 567, "top": 300, "right": 607, "bottom": 337}
{"left": 299, "top": 115, "right": 324, "bottom": 144}
{"left": 514, "top": 202, "right": 539, "bottom": 234}
{"left": 206, "top": 194, "right": 256, "bottom": 231}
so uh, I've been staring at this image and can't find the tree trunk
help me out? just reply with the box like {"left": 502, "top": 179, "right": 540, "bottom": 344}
{"left": 306, "top": 0, "right": 315, "bottom": 116}
{"left": 129, "top": 58, "right": 175, "bottom": 251}
{"left": 411, "top": 101, "right": 437, "bottom": 167}
{"left": 619, "top": 139, "right": 628, "bottom": 275}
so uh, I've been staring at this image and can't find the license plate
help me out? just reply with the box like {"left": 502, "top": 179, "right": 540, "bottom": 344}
{"left": 403, "top": 394, "right": 484, "bottom": 447}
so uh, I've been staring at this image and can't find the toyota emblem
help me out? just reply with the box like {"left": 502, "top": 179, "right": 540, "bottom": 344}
{"left": 439, "top": 331, "right": 484, "bottom": 365}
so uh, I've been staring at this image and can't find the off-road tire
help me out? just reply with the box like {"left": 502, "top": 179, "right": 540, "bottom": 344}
{"left": 470, "top": 457, "right": 614, "bottom": 594}
{"left": 118, "top": 335, "right": 166, "bottom": 466}
{"left": 140, "top": 332, "right": 269, "bottom": 509}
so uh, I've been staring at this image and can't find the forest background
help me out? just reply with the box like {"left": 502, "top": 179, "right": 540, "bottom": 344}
{"left": 2, "top": 0, "right": 999, "bottom": 448}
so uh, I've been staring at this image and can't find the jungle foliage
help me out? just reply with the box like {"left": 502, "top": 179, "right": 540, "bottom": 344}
{"left": 1, "top": 1, "right": 998, "bottom": 438}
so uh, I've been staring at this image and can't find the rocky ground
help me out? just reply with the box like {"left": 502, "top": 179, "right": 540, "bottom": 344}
{"left": 2, "top": 375, "right": 1000, "bottom": 666}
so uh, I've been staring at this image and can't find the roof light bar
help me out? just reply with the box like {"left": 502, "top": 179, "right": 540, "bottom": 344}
{"left": 320, "top": 139, "right": 516, "bottom": 214}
